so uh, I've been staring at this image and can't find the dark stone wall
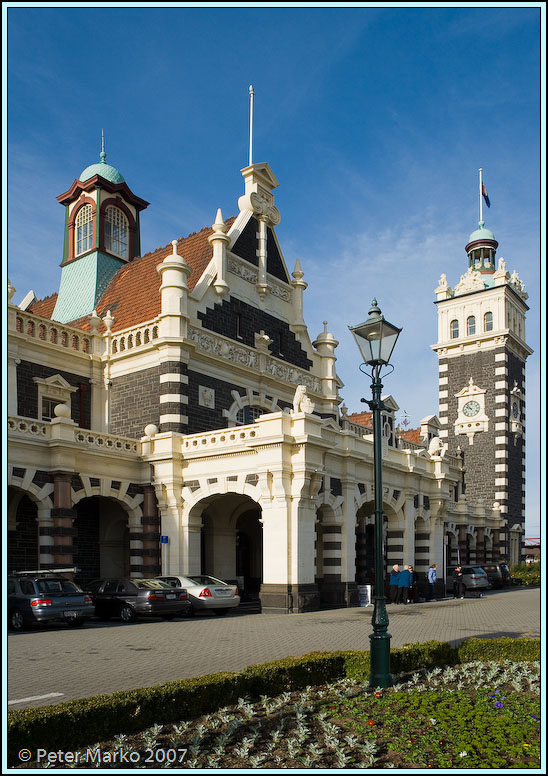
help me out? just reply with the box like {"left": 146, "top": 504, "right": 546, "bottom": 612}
{"left": 231, "top": 217, "right": 290, "bottom": 284}
{"left": 198, "top": 296, "right": 312, "bottom": 371}
{"left": 110, "top": 365, "right": 161, "bottom": 438}
{"left": 8, "top": 494, "right": 39, "bottom": 572}
{"left": 17, "top": 361, "right": 91, "bottom": 427}
{"left": 506, "top": 351, "right": 526, "bottom": 529}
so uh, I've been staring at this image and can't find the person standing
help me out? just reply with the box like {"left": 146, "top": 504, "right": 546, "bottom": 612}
{"left": 389, "top": 564, "right": 400, "bottom": 603}
{"left": 396, "top": 564, "right": 412, "bottom": 604}
{"left": 408, "top": 565, "right": 418, "bottom": 602}
{"left": 453, "top": 565, "right": 465, "bottom": 599}
{"left": 427, "top": 563, "right": 437, "bottom": 601}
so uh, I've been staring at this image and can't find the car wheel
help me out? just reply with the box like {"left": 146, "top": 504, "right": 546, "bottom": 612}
{"left": 67, "top": 618, "right": 86, "bottom": 627}
{"left": 9, "top": 609, "right": 25, "bottom": 631}
{"left": 184, "top": 603, "right": 195, "bottom": 617}
{"left": 119, "top": 605, "right": 137, "bottom": 623}
{"left": 214, "top": 609, "right": 228, "bottom": 616}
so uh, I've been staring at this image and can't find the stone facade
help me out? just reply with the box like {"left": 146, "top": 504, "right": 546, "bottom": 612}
{"left": 7, "top": 153, "right": 528, "bottom": 610}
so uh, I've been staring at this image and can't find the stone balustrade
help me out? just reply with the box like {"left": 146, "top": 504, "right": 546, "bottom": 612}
{"left": 14, "top": 311, "right": 91, "bottom": 354}
{"left": 182, "top": 425, "right": 260, "bottom": 452}
{"left": 109, "top": 320, "right": 160, "bottom": 355}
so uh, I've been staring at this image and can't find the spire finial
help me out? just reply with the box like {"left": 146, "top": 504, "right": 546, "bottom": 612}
{"left": 248, "top": 85, "right": 255, "bottom": 166}
{"left": 100, "top": 129, "right": 106, "bottom": 163}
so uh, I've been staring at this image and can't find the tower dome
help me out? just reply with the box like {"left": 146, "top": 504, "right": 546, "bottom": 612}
{"left": 79, "top": 136, "right": 125, "bottom": 183}
{"left": 465, "top": 220, "right": 498, "bottom": 274}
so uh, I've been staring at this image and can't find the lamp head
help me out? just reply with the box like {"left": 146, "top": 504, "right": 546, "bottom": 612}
{"left": 349, "top": 299, "right": 402, "bottom": 366}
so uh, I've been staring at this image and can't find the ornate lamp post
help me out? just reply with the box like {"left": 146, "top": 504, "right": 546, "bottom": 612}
{"left": 349, "top": 299, "right": 402, "bottom": 688}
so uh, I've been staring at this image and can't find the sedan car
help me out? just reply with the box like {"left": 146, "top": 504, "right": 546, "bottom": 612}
{"left": 86, "top": 578, "right": 191, "bottom": 622}
{"left": 156, "top": 575, "right": 240, "bottom": 616}
{"left": 8, "top": 571, "right": 95, "bottom": 631}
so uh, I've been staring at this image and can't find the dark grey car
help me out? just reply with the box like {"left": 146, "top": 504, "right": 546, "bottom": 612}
{"left": 8, "top": 571, "right": 95, "bottom": 631}
{"left": 482, "top": 563, "right": 511, "bottom": 588}
{"left": 86, "top": 578, "right": 191, "bottom": 622}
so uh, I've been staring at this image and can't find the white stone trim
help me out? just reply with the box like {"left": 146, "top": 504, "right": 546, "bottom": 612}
{"left": 495, "top": 408, "right": 507, "bottom": 416}
{"left": 439, "top": 377, "right": 448, "bottom": 385}
{"left": 495, "top": 450, "right": 508, "bottom": 458}
{"left": 160, "top": 373, "right": 188, "bottom": 384}
{"left": 494, "top": 380, "right": 507, "bottom": 390}
{"left": 438, "top": 363, "right": 448, "bottom": 372}
{"left": 494, "top": 366, "right": 507, "bottom": 376}
{"left": 495, "top": 436, "right": 508, "bottom": 444}
{"left": 159, "top": 394, "right": 189, "bottom": 404}
{"left": 494, "top": 352, "right": 507, "bottom": 362}
{"left": 159, "top": 414, "right": 189, "bottom": 424}
{"left": 495, "top": 395, "right": 507, "bottom": 404}
{"left": 495, "top": 464, "right": 508, "bottom": 472}
{"left": 494, "top": 478, "right": 508, "bottom": 486}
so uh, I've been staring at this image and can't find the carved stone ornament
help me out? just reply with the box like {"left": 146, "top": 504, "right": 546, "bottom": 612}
{"left": 454, "top": 267, "right": 486, "bottom": 295}
{"left": 509, "top": 270, "right": 528, "bottom": 300}
{"left": 249, "top": 191, "right": 281, "bottom": 225}
{"left": 428, "top": 435, "right": 448, "bottom": 458}
{"left": 292, "top": 384, "right": 315, "bottom": 414}
{"left": 228, "top": 257, "right": 290, "bottom": 301}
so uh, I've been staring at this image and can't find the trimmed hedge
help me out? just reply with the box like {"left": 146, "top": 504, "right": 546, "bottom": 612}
{"left": 7, "top": 637, "right": 540, "bottom": 765}
{"left": 511, "top": 562, "right": 541, "bottom": 587}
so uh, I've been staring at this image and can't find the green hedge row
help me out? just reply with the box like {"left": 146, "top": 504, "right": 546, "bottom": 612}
{"left": 8, "top": 637, "right": 539, "bottom": 764}
{"left": 511, "top": 562, "right": 541, "bottom": 586}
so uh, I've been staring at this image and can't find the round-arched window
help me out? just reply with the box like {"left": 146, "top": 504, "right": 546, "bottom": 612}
{"left": 105, "top": 206, "right": 128, "bottom": 258}
{"left": 484, "top": 311, "right": 493, "bottom": 332}
{"left": 467, "top": 316, "right": 476, "bottom": 336}
{"left": 450, "top": 319, "right": 459, "bottom": 339}
{"left": 76, "top": 204, "right": 93, "bottom": 256}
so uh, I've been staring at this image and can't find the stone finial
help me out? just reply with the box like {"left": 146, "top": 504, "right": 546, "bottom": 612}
{"left": 8, "top": 278, "right": 16, "bottom": 304}
{"left": 103, "top": 309, "right": 114, "bottom": 332}
{"left": 144, "top": 423, "right": 159, "bottom": 438}
{"left": 292, "top": 258, "right": 304, "bottom": 281}
{"left": 254, "top": 330, "right": 273, "bottom": 353}
{"left": 212, "top": 208, "right": 227, "bottom": 234}
{"left": 89, "top": 309, "right": 101, "bottom": 332}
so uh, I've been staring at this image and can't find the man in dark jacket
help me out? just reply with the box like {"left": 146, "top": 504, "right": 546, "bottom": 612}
{"left": 396, "top": 565, "right": 412, "bottom": 604}
{"left": 453, "top": 566, "right": 465, "bottom": 599}
{"left": 388, "top": 564, "right": 400, "bottom": 603}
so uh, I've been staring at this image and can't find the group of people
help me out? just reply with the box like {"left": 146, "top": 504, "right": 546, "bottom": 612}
{"left": 388, "top": 563, "right": 438, "bottom": 604}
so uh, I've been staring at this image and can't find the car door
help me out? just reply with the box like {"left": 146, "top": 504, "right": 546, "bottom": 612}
{"left": 99, "top": 579, "right": 120, "bottom": 616}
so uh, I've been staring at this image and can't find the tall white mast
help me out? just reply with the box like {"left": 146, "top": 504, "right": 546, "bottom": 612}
{"left": 248, "top": 85, "right": 255, "bottom": 166}
{"left": 479, "top": 167, "right": 483, "bottom": 223}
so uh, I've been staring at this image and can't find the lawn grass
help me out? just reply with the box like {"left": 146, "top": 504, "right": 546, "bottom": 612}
{"left": 17, "top": 659, "right": 540, "bottom": 769}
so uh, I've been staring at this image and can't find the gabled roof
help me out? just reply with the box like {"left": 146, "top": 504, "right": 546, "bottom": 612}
{"left": 27, "top": 218, "right": 236, "bottom": 334}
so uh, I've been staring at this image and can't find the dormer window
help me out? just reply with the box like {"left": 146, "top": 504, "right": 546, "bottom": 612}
{"left": 76, "top": 204, "right": 93, "bottom": 256}
{"left": 467, "top": 316, "right": 476, "bottom": 336}
{"left": 484, "top": 311, "right": 493, "bottom": 332}
{"left": 105, "top": 206, "right": 128, "bottom": 258}
{"left": 450, "top": 319, "right": 459, "bottom": 339}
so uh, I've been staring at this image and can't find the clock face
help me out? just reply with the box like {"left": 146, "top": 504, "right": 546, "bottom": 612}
{"left": 463, "top": 400, "right": 481, "bottom": 417}
{"left": 512, "top": 402, "right": 519, "bottom": 419}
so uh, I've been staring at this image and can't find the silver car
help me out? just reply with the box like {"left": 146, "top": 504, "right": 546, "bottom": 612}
{"left": 446, "top": 565, "right": 490, "bottom": 595}
{"left": 156, "top": 575, "right": 240, "bottom": 616}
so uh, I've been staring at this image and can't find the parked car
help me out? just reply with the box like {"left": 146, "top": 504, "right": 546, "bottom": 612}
{"left": 86, "top": 578, "right": 191, "bottom": 622}
{"left": 446, "top": 566, "right": 490, "bottom": 595}
{"left": 156, "top": 575, "right": 240, "bottom": 616}
{"left": 8, "top": 570, "right": 95, "bottom": 631}
{"left": 481, "top": 563, "right": 511, "bottom": 589}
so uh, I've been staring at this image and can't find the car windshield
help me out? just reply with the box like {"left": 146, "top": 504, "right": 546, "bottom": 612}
{"left": 36, "top": 579, "right": 83, "bottom": 594}
{"left": 132, "top": 579, "right": 172, "bottom": 590}
{"left": 185, "top": 575, "right": 226, "bottom": 586}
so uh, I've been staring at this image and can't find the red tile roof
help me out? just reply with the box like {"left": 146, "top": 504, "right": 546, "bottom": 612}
{"left": 348, "top": 411, "right": 373, "bottom": 427}
{"left": 27, "top": 218, "right": 236, "bottom": 334}
{"left": 399, "top": 428, "right": 422, "bottom": 444}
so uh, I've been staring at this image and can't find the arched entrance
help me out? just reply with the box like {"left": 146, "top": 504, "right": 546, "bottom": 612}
{"left": 7, "top": 487, "right": 39, "bottom": 572}
{"left": 73, "top": 496, "right": 130, "bottom": 583}
{"left": 192, "top": 493, "right": 262, "bottom": 601}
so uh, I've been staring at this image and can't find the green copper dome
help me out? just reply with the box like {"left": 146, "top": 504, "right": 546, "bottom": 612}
{"left": 468, "top": 220, "right": 495, "bottom": 243}
{"left": 80, "top": 144, "right": 125, "bottom": 184}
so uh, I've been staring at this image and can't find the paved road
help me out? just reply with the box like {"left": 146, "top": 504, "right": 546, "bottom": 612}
{"left": 7, "top": 587, "right": 540, "bottom": 710}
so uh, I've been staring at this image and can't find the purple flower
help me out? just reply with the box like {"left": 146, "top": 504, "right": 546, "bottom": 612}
{"left": 495, "top": 702, "right": 504, "bottom": 708}
{"left": 531, "top": 714, "right": 540, "bottom": 722}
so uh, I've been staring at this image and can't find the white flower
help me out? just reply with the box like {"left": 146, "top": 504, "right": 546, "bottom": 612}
{"left": 429, "top": 718, "right": 437, "bottom": 725}
{"left": 459, "top": 751, "right": 468, "bottom": 757}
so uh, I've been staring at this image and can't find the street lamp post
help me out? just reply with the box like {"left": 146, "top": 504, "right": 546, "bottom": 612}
{"left": 349, "top": 299, "right": 402, "bottom": 688}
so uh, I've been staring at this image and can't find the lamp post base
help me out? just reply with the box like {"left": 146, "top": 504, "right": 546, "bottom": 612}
{"left": 369, "top": 631, "right": 392, "bottom": 688}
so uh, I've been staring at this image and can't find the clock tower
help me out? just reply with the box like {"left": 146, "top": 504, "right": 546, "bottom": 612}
{"left": 432, "top": 219, "right": 532, "bottom": 565}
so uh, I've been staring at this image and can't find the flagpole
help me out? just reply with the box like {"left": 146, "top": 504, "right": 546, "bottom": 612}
{"left": 249, "top": 85, "right": 255, "bottom": 167}
{"left": 479, "top": 168, "right": 483, "bottom": 223}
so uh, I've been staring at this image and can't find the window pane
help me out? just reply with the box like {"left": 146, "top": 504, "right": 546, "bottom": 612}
{"left": 105, "top": 206, "right": 128, "bottom": 258}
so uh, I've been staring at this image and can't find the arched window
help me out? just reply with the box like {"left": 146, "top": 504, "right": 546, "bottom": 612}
{"left": 105, "top": 206, "right": 128, "bottom": 258}
{"left": 76, "top": 205, "right": 93, "bottom": 255}
{"left": 484, "top": 311, "right": 493, "bottom": 332}
{"left": 467, "top": 316, "right": 476, "bottom": 336}
{"left": 236, "top": 406, "right": 263, "bottom": 425}
{"left": 450, "top": 320, "right": 459, "bottom": 339}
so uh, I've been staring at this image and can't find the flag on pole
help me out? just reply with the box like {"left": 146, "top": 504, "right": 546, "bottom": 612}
{"left": 481, "top": 183, "right": 490, "bottom": 208}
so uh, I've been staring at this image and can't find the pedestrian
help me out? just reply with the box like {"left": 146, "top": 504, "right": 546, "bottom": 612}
{"left": 427, "top": 563, "right": 437, "bottom": 601}
{"left": 389, "top": 564, "right": 400, "bottom": 603}
{"left": 396, "top": 564, "right": 412, "bottom": 604}
{"left": 453, "top": 565, "right": 465, "bottom": 599}
{"left": 408, "top": 565, "right": 419, "bottom": 602}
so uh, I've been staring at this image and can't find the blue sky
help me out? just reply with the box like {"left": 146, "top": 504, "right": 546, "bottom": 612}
{"left": 4, "top": 4, "right": 544, "bottom": 536}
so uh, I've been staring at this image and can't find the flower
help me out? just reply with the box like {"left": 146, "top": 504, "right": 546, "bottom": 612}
{"left": 495, "top": 702, "right": 504, "bottom": 708}
{"left": 375, "top": 691, "right": 382, "bottom": 698}
{"left": 459, "top": 751, "right": 468, "bottom": 758}
{"left": 367, "top": 719, "right": 375, "bottom": 726}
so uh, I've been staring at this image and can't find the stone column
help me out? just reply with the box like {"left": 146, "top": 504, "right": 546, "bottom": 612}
{"left": 37, "top": 510, "right": 55, "bottom": 568}
{"left": 458, "top": 524, "right": 468, "bottom": 564}
{"left": 141, "top": 485, "right": 161, "bottom": 577}
{"left": 128, "top": 511, "right": 145, "bottom": 578}
{"left": 475, "top": 526, "right": 485, "bottom": 565}
{"left": 51, "top": 471, "right": 76, "bottom": 573}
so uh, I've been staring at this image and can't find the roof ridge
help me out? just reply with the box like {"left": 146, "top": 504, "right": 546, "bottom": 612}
{"left": 140, "top": 216, "right": 237, "bottom": 260}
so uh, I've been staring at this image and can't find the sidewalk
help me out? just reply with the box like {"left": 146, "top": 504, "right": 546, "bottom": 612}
{"left": 7, "top": 587, "right": 540, "bottom": 709}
